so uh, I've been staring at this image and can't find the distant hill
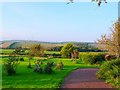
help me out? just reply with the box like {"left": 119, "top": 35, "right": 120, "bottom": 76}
{"left": 0, "top": 40, "right": 98, "bottom": 49}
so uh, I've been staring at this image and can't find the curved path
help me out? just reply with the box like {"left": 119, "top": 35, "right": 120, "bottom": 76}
{"left": 61, "top": 68, "right": 114, "bottom": 88}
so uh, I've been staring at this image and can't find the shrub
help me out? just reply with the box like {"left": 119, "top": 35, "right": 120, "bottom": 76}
{"left": 56, "top": 62, "right": 64, "bottom": 70}
{"left": 96, "top": 58, "right": 120, "bottom": 88}
{"left": 79, "top": 52, "right": 105, "bottom": 65}
{"left": 33, "top": 60, "right": 43, "bottom": 73}
{"left": 4, "top": 56, "right": 20, "bottom": 75}
{"left": 20, "top": 57, "right": 24, "bottom": 61}
{"left": 43, "top": 62, "right": 54, "bottom": 74}
{"left": 47, "top": 55, "right": 53, "bottom": 59}
{"left": 73, "top": 60, "right": 78, "bottom": 64}
{"left": 37, "top": 59, "right": 43, "bottom": 64}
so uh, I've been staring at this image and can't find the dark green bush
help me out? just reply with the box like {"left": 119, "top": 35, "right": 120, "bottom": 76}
{"left": 44, "top": 53, "right": 61, "bottom": 58}
{"left": 4, "top": 56, "right": 20, "bottom": 75}
{"left": 33, "top": 60, "right": 43, "bottom": 73}
{"left": 43, "top": 62, "right": 54, "bottom": 74}
{"left": 96, "top": 58, "right": 120, "bottom": 88}
{"left": 33, "top": 65, "right": 43, "bottom": 74}
{"left": 20, "top": 57, "right": 24, "bottom": 61}
{"left": 79, "top": 53, "right": 105, "bottom": 65}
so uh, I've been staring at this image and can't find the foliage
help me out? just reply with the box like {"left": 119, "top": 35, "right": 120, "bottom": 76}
{"left": 56, "top": 62, "right": 64, "bottom": 70}
{"left": 34, "top": 60, "right": 43, "bottom": 73}
{"left": 104, "top": 54, "right": 116, "bottom": 61}
{"left": 44, "top": 53, "right": 61, "bottom": 58}
{"left": 68, "top": 0, "right": 107, "bottom": 6}
{"left": 3, "top": 56, "right": 20, "bottom": 75}
{"left": 73, "top": 60, "right": 78, "bottom": 64}
{"left": 60, "top": 43, "right": 75, "bottom": 58}
{"left": 79, "top": 52, "right": 105, "bottom": 65}
{"left": 71, "top": 49, "right": 79, "bottom": 59}
{"left": 98, "top": 18, "right": 120, "bottom": 58}
{"left": 27, "top": 57, "right": 33, "bottom": 68}
{"left": 92, "top": 0, "right": 107, "bottom": 6}
{"left": 20, "top": 57, "right": 24, "bottom": 61}
{"left": 28, "top": 44, "right": 44, "bottom": 68}
{"left": 3, "top": 47, "right": 26, "bottom": 75}
{"left": 43, "top": 62, "right": 55, "bottom": 74}
{"left": 13, "top": 47, "right": 26, "bottom": 55}
{"left": 96, "top": 59, "right": 120, "bottom": 88}
{"left": 2, "top": 57, "right": 99, "bottom": 88}
{"left": 47, "top": 46, "right": 63, "bottom": 51}
{"left": 74, "top": 43, "right": 103, "bottom": 52}
{"left": 29, "top": 44, "right": 44, "bottom": 57}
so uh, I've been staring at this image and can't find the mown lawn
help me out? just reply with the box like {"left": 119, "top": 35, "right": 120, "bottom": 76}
{"left": 1, "top": 57, "right": 99, "bottom": 88}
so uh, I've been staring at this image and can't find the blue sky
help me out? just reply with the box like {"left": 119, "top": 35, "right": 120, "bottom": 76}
{"left": 2, "top": 2, "right": 118, "bottom": 42}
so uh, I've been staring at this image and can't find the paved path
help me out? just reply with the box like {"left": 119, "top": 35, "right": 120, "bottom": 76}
{"left": 61, "top": 68, "right": 114, "bottom": 88}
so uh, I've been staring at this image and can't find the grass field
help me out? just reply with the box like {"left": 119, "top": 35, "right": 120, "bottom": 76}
{"left": 0, "top": 49, "right": 60, "bottom": 55}
{"left": 1, "top": 57, "right": 99, "bottom": 88}
{"left": 0, "top": 49, "right": 14, "bottom": 54}
{"left": 0, "top": 49, "right": 104, "bottom": 55}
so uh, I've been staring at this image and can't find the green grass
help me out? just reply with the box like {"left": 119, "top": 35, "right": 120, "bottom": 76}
{"left": 0, "top": 49, "right": 105, "bottom": 55}
{"left": 0, "top": 49, "right": 14, "bottom": 54}
{"left": 44, "top": 51, "right": 60, "bottom": 54}
{"left": 1, "top": 57, "right": 99, "bottom": 88}
{"left": 0, "top": 49, "right": 60, "bottom": 55}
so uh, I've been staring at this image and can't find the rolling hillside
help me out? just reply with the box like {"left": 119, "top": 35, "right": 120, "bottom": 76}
{"left": 0, "top": 40, "right": 98, "bottom": 49}
{"left": 0, "top": 40, "right": 64, "bottom": 49}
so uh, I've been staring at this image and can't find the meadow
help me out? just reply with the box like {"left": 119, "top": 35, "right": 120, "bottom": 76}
{"left": 2, "top": 48, "right": 119, "bottom": 88}
{"left": 1, "top": 52, "right": 99, "bottom": 88}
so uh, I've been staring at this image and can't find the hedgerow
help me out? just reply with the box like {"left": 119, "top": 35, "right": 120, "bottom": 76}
{"left": 79, "top": 52, "right": 105, "bottom": 65}
{"left": 96, "top": 58, "right": 120, "bottom": 88}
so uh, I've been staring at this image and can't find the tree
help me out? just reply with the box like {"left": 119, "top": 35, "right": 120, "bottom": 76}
{"left": 13, "top": 47, "right": 26, "bottom": 56}
{"left": 60, "top": 43, "right": 75, "bottom": 58}
{"left": 4, "top": 47, "right": 26, "bottom": 75}
{"left": 4, "top": 54, "right": 20, "bottom": 75}
{"left": 71, "top": 49, "right": 79, "bottom": 60}
{"left": 92, "top": 0, "right": 107, "bottom": 6}
{"left": 29, "top": 44, "right": 44, "bottom": 57}
{"left": 28, "top": 44, "right": 44, "bottom": 68}
{"left": 68, "top": 0, "right": 107, "bottom": 6}
{"left": 97, "top": 18, "right": 120, "bottom": 58}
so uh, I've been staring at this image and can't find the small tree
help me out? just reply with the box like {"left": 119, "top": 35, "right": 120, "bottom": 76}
{"left": 4, "top": 54, "right": 20, "bottom": 75}
{"left": 34, "top": 60, "right": 43, "bottom": 73}
{"left": 56, "top": 62, "right": 64, "bottom": 70}
{"left": 28, "top": 44, "right": 44, "bottom": 68}
{"left": 60, "top": 43, "right": 75, "bottom": 58}
{"left": 4, "top": 47, "right": 25, "bottom": 75}
{"left": 44, "top": 62, "right": 54, "bottom": 74}
{"left": 13, "top": 47, "right": 26, "bottom": 55}
{"left": 71, "top": 49, "right": 79, "bottom": 60}
{"left": 98, "top": 18, "right": 120, "bottom": 58}
{"left": 29, "top": 44, "right": 44, "bottom": 57}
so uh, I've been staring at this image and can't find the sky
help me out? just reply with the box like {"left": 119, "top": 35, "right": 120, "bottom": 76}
{"left": 1, "top": 2, "right": 118, "bottom": 42}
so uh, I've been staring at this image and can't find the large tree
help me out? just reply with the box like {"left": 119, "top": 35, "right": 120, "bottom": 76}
{"left": 60, "top": 43, "right": 75, "bottom": 58}
{"left": 97, "top": 18, "right": 120, "bottom": 58}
